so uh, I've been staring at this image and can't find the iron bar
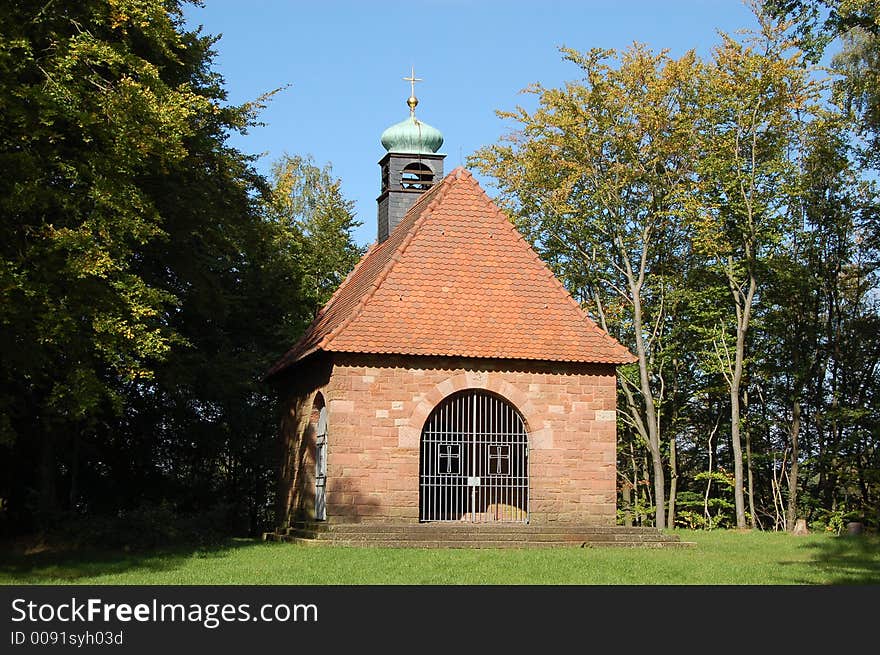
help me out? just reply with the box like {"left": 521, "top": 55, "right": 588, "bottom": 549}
{"left": 419, "top": 389, "right": 528, "bottom": 523}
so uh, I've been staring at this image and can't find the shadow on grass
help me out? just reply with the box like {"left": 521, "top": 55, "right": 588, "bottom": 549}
{"left": 798, "top": 534, "right": 880, "bottom": 585}
{"left": 0, "top": 537, "right": 264, "bottom": 585}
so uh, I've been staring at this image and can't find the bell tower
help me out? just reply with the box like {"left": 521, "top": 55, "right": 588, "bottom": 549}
{"left": 376, "top": 68, "right": 445, "bottom": 243}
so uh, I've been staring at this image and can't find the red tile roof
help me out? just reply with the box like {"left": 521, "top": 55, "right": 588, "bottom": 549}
{"left": 266, "top": 167, "right": 635, "bottom": 377}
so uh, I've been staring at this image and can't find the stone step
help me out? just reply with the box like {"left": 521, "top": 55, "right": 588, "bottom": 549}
{"left": 298, "top": 523, "right": 669, "bottom": 535}
{"left": 275, "top": 522, "right": 691, "bottom": 549}
{"left": 291, "top": 521, "right": 330, "bottom": 533}
{"left": 295, "top": 530, "right": 680, "bottom": 543}
{"left": 279, "top": 536, "right": 695, "bottom": 549}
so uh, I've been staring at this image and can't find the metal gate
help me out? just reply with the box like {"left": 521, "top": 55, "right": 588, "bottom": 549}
{"left": 419, "top": 390, "right": 529, "bottom": 523}
{"left": 315, "top": 405, "right": 328, "bottom": 521}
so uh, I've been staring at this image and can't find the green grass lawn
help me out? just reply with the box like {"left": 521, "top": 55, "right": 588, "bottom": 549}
{"left": 1, "top": 529, "right": 878, "bottom": 585}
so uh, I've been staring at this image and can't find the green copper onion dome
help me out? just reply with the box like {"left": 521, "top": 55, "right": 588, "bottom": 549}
{"left": 380, "top": 115, "right": 444, "bottom": 154}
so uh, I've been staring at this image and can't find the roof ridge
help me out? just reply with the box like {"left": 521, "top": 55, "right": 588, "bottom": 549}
{"left": 318, "top": 173, "right": 458, "bottom": 352}
{"left": 468, "top": 175, "right": 635, "bottom": 361}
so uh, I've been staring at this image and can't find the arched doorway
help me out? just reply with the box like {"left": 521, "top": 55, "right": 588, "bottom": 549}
{"left": 310, "top": 394, "right": 328, "bottom": 521}
{"left": 419, "top": 390, "right": 529, "bottom": 523}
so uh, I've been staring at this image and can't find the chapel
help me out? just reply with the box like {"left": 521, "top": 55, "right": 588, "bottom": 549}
{"left": 265, "top": 80, "right": 635, "bottom": 528}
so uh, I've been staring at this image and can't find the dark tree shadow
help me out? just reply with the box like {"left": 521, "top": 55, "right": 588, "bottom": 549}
{"left": 0, "top": 537, "right": 267, "bottom": 584}
{"left": 796, "top": 535, "right": 880, "bottom": 585}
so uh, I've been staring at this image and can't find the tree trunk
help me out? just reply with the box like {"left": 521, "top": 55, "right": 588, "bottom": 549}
{"left": 622, "top": 480, "right": 633, "bottom": 527}
{"left": 667, "top": 435, "right": 678, "bottom": 530}
{"left": 730, "top": 374, "right": 746, "bottom": 528}
{"left": 787, "top": 399, "right": 801, "bottom": 529}
{"left": 650, "top": 444, "right": 665, "bottom": 529}
{"left": 746, "top": 428, "right": 756, "bottom": 529}
{"left": 630, "top": 285, "right": 665, "bottom": 529}
{"left": 630, "top": 443, "right": 641, "bottom": 525}
{"left": 643, "top": 456, "right": 654, "bottom": 525}
{"left": 727, "top": 266, "right": 756, "bottom": 530}
{"left": 745, "top": 388, "right": 756, "bottom": 528}
{"left": 705, "top": 407, "right": 719, "bottom": 526}
{"left": 38, "top": 427, "right": 57, "bottom": 530}
{"left": 69, "top": 430, "right": 79, "bottom": 512}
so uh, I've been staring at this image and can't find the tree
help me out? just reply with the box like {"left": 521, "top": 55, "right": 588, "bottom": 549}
{"left": 0, "top": 0, "right": 226, "bottom": 524}
{"left": 471, "top": 44, "right": 701, "bottom": 529}
{"left": 761, "top": 0, "right": 880, "bottom": 529}
{"left": 754, "top": 113, "right": 839, "bottom": 529}
{"left": 685, "top": 16, "right": 821, "bottom": 528}
{"left": 266, "top": 154, "right": 364, "bottom": 320}
{"left": 0, "top": 0, "right": 362, "bottom": 537}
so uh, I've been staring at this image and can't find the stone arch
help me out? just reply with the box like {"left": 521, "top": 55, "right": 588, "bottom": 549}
{"left": 308, "top": 391, "right": 325, "bottom": 428}
{"left": 399, "top": 370, "right": 544, "bottom": 449}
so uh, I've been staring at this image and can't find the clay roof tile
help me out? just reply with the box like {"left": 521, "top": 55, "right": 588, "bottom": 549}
{"left": 265, "top": 166, "right": 635, "bottom": 378}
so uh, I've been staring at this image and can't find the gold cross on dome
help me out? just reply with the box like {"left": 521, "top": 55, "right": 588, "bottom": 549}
{"left": 403, "top": 66, "right": 422, "bottom": 97}
{"left": 403, "top": 66, "right": 422, "bottom": 114}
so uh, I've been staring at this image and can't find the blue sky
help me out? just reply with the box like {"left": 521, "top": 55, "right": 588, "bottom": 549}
{"left": 183, "top": 1, "right": 764, "bottom": 246}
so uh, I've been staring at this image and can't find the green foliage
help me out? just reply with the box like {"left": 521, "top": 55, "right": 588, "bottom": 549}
{"left": 616, "top": 498, "right": 656, "bottom": 526}
{"left": 810, "top": 508, "right": 867, "bottom": 534}
{"left": 766, "top": 1, "right": 880, "bottom": 166}
{"left": 0, "top": 0, "right": 192, "bottom": 424}
{"left": 475, "top": 7, "right": 878, "bottom": 534}
{"left": 265, "top": 154, "right": 364, "bottom": 322}
{"left": 0, "top": 0, "right": 361, "bottom": 538}
{"left": 674, "top": 473, "right": 738, "bottom": 530}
